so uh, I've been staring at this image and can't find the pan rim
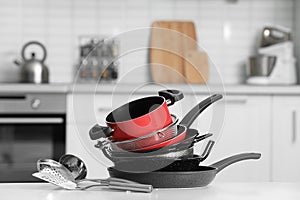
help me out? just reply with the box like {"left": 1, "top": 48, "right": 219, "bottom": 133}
{"left": 107, "top": 166, "right": 217, "bottom": 174}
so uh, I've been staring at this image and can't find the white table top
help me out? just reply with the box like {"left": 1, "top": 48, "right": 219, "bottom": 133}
{"left": 1, "top": 182, "right": 300, "bottom": 200}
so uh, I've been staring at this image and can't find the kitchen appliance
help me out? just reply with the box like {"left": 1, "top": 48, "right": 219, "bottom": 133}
{"left": 0, "top": 93, "right": 66, "bottom": 182}
{"left": 246, "top": 26, "right": 297, "bottom": 85}
{"left": 261, "top": 26, "right": 291, "bottom": 47}
{"left": 14, "top": 41, "right": 49, "bottom": 83}
{"left": 108, "top": 153, "right": 261, "bottom": 188}
{"left": 76, "top": 36, "right": 119, "bottom": 82}
{"left": 248, "top": 55, "right": 277, "bottom": 77}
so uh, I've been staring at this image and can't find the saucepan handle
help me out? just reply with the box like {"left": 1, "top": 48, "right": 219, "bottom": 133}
{"left": 179, "top": 94, "right": 223, "bottom": 128}
{"left": 193, "top": 133, "right": 213, "bottom": 144}
{"left": 210, "top": 153, "right": 261, "bottom": 173}
{"left": 158, "top": 89, "right": 184, "bottom": 106}
{"left": 89, "top": 124, "right": 113, "bottom": 140}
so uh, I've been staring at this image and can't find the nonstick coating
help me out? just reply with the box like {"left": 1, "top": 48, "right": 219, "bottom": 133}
{"left": 108, "top": 153, "right": 261, "bottom": 188}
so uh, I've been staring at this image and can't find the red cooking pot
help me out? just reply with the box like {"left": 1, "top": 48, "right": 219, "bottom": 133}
{"left": 91, "top": 94, "right": 223, "bottom": 152}
{"left": 90, "top": 89, "right": 183, "bottom": 141}
{"left": 119, "top": 94, "right": 223, "bottom": 152}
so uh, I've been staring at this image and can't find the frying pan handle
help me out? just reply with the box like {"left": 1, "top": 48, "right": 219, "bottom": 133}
{"left": 89, "top": 124, "right": 113, "bottom": 140}
{"left": 158, "top": 89, "right": 184, "bottom": 106}
{"left": 199, "top": 140, "right": 215, "bottom": 161}
{"left": 210, "top": 153, "right": 261, "bottom": 173}
{"left": 193, "top": 133, "right": 213, "bottom": 144}
{"left": 179, "top": 94, "right": 223, "bottom": 128}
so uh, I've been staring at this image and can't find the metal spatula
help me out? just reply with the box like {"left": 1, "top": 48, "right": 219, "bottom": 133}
{"left": 32, "top": 167, "right": 77, "bottom": 190}
{"left": 32, "top": 166, "right": 152, "bottom": 192}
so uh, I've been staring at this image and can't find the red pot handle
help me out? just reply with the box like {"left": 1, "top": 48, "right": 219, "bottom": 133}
{"left": 158, "top": 89, "right": 184, "bottom": 106}
{"left": 89, "top": 124, "right": 113, "bottom": 140}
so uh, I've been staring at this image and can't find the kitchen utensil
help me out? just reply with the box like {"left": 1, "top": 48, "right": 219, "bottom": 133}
{"left": 247, "top": 54, "right": 277, "bottom": 77}
{"left": 110, "top": 140, "right": 215, "bottom": 172}
{"left": 58, "top": 154, "right": 87, "bottom": 181}
{"left": 108, "top": 153, "right": 261, "bottom": 188}
{"left": 33, "top": 168, "right": 152, "bottom": 192}
{"left": 14, "top": 41, "right": 49, "bottom": 83}
{"left": 150, "top": 21, "right": 197, "bottom": 83}
{"left": 109, "top": 114, "right": 179, "bottom": 151}
{"left": 261, "top": 26, "right": 291, "bottom": 47}
{"left": 96, "top": 94, "right": 222, "bottom": 152}
{"left": 89, "top": 89, "right": 183, "bottom": 141}
{"left": 184, "top": 50, "right": 209, "bottom": 84}
{"left": 34, "top": 158, "right": 153, "bottom": 192}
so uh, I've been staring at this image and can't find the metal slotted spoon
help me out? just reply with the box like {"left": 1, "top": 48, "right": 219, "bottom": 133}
{"left": 33, "top": 158, "right": 153, "bottom": 192}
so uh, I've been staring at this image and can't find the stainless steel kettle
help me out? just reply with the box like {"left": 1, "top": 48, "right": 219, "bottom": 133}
{"left": 14, "top": 41, "right": 49, "bottom": 83}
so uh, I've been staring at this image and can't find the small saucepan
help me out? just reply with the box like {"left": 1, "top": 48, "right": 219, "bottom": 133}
{"left": 108, "top": 153, "right": 261, "bottom": 188}
{"left": 90, "top": 89, "right": 184, "bottom": 141}
{"left": 97, "top": 94, "right": 223, "bottom": 152}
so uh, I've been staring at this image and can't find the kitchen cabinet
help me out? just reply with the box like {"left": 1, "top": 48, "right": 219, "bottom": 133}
{"left": 191, "top": 95, "right": 272, "bottom": 182}
{"left": 272, "top": 96, "right": 300, "bottom": 181}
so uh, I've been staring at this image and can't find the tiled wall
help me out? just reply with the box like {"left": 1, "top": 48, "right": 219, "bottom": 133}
{"left": 0, "top": 0, "right": 296, "bottom": 84}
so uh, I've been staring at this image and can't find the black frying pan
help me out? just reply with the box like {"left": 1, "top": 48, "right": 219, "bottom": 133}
{"left": 109, "top": 140, "right": 214, "bottom": 172}
{"left": 108, "top": 153, "right": 261, "bottom": 188}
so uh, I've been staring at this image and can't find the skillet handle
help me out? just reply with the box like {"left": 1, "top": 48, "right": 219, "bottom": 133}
{"left": 199, "top": 140, "right": 215, "bottom": 161}
{"left": 158, "top": 89, "right": 184, "bottom": 106}
{"left": 179, "top": 94, "right": 223, "bottom": 128}
{"left": 210, "top": 153, "right": 261, "bottom": 173}
{"left": 89, "top": 124, "right": 113, "bottom": 140}
{"left": 193, "top": 133, "right": 213, "bottom": 144}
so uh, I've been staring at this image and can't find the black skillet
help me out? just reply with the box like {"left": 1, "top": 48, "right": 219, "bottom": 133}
{"left": 107, "top": 140, "right": 215, "bottom": 172}
{"left": 108, "top": 153, "right": 261, "bottom": 188}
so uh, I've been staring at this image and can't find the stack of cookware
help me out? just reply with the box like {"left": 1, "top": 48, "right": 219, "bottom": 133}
{"left": 89, "top": 90, "right": 222, "bottom": 171}
{"left": 89, "top": 90, "right": 261, "bottom": 188}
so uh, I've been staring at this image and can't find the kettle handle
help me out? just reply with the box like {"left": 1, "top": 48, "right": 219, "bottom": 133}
{"left": 21, "top": 41, "right": 47, "bottom": 62}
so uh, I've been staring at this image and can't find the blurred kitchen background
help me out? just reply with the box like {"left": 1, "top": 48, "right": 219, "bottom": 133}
{"left": 0, "top": 0, "right": 300, "bottom": 184}
{"left": 0, "top": 0, "right": 299, "bottom": 84}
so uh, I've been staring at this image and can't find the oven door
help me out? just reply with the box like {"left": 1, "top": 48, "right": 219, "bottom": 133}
{"left": 0, "top": 114, "right": 65, "bottom": 182}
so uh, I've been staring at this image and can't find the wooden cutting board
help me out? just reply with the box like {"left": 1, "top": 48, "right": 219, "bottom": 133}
{"left": 184, "top": 50, "right": 209, "bottom": 84}
{"left": 150, "top": 21, "right": 198, "bottom": 83}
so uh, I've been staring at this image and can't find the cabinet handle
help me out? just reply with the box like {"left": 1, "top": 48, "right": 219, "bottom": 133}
{"left": 224, "top": 99, "right": 247, "bottom": 104}
{"left": 98, "top": 108, "right": 112, "bottom": 112}
{"left": 292, "top": 110, "right": 297, "bottom": 143}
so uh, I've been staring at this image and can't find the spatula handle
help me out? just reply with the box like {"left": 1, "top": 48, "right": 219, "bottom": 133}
{"left": 108, "top": 181, "right": 153, "bottom": 193}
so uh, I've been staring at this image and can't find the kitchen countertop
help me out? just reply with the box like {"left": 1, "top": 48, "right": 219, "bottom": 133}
{"left": 0, "top": 83, "right": 300, "bottom": 95}
{"left": 0, "top": 83, "right": 69, "bottom": 93}
{"left": 0, "top": 182, "right": 299, "bottom": 200}
{"left": 71, "top": 83, "right": 300, "bottom": 95}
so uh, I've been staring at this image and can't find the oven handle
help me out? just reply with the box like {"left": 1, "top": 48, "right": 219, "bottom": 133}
{"left": 0, "top": 118, "right": 64, "bottom": 124}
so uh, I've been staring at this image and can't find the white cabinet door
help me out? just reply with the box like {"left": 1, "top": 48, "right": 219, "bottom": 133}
{"left": 273, "top": 96, "right": 300, "bottom": 181}
{"left": 191, "top": 95, "right": 271, "bottom": 182}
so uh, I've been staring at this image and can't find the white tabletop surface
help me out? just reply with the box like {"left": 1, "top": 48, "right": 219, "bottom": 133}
{"left": 1, "top": 182, "right": 300, "bottom": 200}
